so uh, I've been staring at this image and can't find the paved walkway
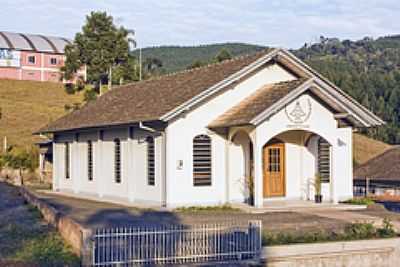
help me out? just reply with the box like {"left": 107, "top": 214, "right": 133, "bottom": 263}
{"left": 29, "top": 188, "right": 400, "bottom": 232}
{"left": 30, "top": 189, "right": 350, "bottom": 232}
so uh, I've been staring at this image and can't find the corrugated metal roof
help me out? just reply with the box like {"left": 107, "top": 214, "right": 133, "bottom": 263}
{"left": 0, "top": 31, "right": 70, "bottom": 54}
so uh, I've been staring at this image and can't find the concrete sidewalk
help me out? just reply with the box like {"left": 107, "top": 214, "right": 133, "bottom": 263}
{"left": 30, "top": 188, "right": 400, "bottom": 232}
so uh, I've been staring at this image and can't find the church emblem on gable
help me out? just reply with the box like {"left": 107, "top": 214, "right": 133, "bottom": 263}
{"left": 285, "top": 98, "right": 312, "bottom": 124}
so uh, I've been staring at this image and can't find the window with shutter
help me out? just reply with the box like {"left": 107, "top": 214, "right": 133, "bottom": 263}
{"left": 65, "top": 142, "right": 70, "bottom": 179}
{"left": 114, "top": 139, "right": 121, "bottom": 183}
{"left": 147, "top": 136, "right": 155, "bottom": 186}
{"left": 318, "top": 138, "right": 330, "bottom": 183}
{"left": 87, "top": 141, "right": 93, "bottom": 181}
{"left": 193, "top": 135, "right": 212, "bottom": 186}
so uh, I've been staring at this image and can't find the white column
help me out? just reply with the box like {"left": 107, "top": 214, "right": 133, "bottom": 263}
{"left": 52, "top": 140, "right": 59, "bottom": 191}
{"left": 331, "top": 128, "right": 353, "bottom": 203}
{"left": 72, "top": 133, "right": 80, "bottom": 194}
{"left": 252, "top": 130, "right": 263, "bottom": 208}
{"left": 96, "top": 130, "right": 104, "bottom": 197}
{"left": 127, "top": 127, "right": 135, "bottom": 202}
{"left": 224, "top": 138, "right": 230, "bottom": 203}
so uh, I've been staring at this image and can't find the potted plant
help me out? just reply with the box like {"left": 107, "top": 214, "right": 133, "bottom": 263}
{"left": 244, "top": 176, "right": 254, "bottom": 206}
{"left": 314, "top": 173, "right": 323, "bottom": 203}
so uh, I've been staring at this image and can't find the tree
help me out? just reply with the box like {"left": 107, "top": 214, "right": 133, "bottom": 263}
{"left": 187, "top": 60, "right": 206, "bottom": 70}
{"left": 3, "top": 147, "right": 38, "bottom": 185}
{"left": 215, "top": 48, "right": 232, "bottom": 62}
{"left": 62, "top": 11, "right": 130, "bottom": 90}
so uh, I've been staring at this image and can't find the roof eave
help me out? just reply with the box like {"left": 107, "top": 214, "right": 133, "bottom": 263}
{"left": 35, "top": 119, "right": 166, "bottom": 135}
{"left": 279, "top": 49, "right": 384, "bottom": 127}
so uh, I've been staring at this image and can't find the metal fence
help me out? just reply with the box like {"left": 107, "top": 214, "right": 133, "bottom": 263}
{"left": 92, "top": 221, "right": 262, "bottom": 266}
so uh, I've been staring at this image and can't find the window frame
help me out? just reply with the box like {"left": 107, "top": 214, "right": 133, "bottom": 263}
{"left": 193, "top": 134, "right": 212, "bottom": 186}
{"left": 50, "top": 57, "right": 57, "bottom": 65}
{"left": 147, "top": 136, "right": 155, "bottom": 186}
{"left": 87, "top": 140, "right": 93, "bottom": 181}
{"left": 27, "top": 55, "right": 36, "bottom": 64}
{"left": 114, "top": 138, "right": 121, "bottom": 183}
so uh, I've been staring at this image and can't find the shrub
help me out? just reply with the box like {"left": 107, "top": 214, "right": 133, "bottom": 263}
{"left": 84, "top": 88, "right": 98, "bottom": 102}
{"left": 344, "top": 222, "right": 376, "bottom": 240}
{"left": 377, "top": 218, "right": 396, "bottom": 237}
{"left": 75, "top": 76, "right": 85, "bottom": 91}
{"left": 64, "top": 83, "right": 75, "bottom": 94}
{"left": 14, "top": 233, "right": 79, "bottom": 267}
{"left": 263, "top": 220, "right": 397, "bottom": 246}
{"left": 175, "top": 204, "right": 240, "bottom": 212}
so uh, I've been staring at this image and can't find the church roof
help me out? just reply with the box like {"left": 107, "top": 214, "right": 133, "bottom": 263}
{"left": 38, "top": 49, "right": 275, "bottom": 133}
{"left": 36, "top": 48, "right": 384, "bottom": 134}
{"left": 209, "top": 79, "right": 307, "bottom": 128}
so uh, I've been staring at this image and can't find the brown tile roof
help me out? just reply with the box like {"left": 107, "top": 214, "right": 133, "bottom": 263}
{"left": 354, "top": 146, "right": 400, "bottom": 180}
{"left": 38, "top": 49, "right": 275, "bottom": 133}
{"left": 208, "top": 79, "right": 307, "bottom": 128}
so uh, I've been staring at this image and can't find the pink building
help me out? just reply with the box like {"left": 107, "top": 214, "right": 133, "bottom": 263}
{"left": 0, "top": 31, "right": 85, "bottom": 83}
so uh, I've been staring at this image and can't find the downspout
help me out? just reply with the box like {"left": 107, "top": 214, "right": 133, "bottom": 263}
{"left": 139, "top": 122, "right": 167, "bottom": 207}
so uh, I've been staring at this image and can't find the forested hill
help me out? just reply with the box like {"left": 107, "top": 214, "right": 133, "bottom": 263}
{"left": 138, "top": 36, "right": 400, "bottom": 144}
{"left": 134, "top": 43, "right": 265, "bottom": 73}
{"left": 295, "top": 36, "right": 400, "bottom": 144}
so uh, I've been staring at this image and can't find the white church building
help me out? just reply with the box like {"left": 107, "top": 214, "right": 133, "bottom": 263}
{"left": 38, "top": 48, "right": 383, "bottom": 208}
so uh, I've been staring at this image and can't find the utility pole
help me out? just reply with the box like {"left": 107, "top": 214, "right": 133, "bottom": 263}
{"left": 108, "top": 65, "right": 112, "bottom": 91}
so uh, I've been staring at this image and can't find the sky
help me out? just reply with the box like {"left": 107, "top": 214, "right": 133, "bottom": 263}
{"left": 1, "top": 0, "right": 400, "bottom": 49}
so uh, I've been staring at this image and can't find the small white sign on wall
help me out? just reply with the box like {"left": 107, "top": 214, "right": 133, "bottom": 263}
{"left": 177, "top": 160, "right": 183, "bottom": 170}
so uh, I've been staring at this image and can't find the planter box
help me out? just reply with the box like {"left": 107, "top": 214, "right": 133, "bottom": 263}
{"left": 262, "top": 238, "right": 400, "bottom": 267}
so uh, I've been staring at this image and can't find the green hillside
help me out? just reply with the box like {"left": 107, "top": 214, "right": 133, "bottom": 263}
{"left": 133, "top": 43, "right": 265, "bottom": 73}
{"left": 0, "top": 79, "right": 83, "bottom": 148}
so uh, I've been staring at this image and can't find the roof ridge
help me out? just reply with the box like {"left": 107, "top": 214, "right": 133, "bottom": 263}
{"left": 112, "top": 48, "right": 273, "bottom": 90}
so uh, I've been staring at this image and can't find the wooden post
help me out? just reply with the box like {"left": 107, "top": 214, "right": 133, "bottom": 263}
{"left": 366, "top": 177, "right": 370, "bottom": 197}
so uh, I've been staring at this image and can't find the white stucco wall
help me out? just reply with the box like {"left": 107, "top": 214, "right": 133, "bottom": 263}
{"left": 53, "top": 127, "right": 163, "bottom": 205}
{"left": 165, "top": 63, "right": 296, "bottom": 207}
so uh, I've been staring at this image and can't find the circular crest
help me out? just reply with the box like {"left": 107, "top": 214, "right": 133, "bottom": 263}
{"left": 285, "top": 98, "right": 312, "bottom": 124}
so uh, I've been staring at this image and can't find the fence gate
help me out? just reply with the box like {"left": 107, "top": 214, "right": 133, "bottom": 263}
{"left": 92, "top": 220, "right": 262, "bottom": 266}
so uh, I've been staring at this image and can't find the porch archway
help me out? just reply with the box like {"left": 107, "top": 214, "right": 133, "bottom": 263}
{"left": 230, "top": 130, "right": 254, "bottom": 205}
{"left": 260, "top": 130, "right": 332, "bottom": 202}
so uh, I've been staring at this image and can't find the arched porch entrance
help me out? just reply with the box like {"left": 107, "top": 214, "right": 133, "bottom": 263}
{"left": 229, "top": 130, "right": 254, "bottom": 205}
{"left": 261, "top": 130, "right": 332, "bottom": 202}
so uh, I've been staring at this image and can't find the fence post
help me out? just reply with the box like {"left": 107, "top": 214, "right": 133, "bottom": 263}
{"left": 81, "top": 228, "right": 94, "bottom": 267}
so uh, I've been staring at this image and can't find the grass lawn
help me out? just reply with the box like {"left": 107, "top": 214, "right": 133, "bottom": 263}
{"left": 0, "top": 181, "right": 79, "bottom": 266}
{"left": 0, "top": 79, "right": 83, "bottom": 148}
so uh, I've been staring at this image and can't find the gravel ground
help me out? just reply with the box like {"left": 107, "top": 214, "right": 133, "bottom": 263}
{"left": 0, "top": 182, "right": 50, "bottom": 258}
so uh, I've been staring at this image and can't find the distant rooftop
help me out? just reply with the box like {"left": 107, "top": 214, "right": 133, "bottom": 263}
{"left": 0, "top": 31, "right": 71, "bottom": 54}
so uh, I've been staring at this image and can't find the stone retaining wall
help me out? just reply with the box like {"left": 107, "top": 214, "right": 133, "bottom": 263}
{"left": 262, "top": 238, "right": 400, "bottom": 267}
{"left": 19, "top": 187, "right": 92, "bottom": 266}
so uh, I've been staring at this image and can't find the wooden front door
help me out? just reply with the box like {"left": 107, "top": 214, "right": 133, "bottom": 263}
{"left": 263, "top": 143, "right": 285, "bottom": 197}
